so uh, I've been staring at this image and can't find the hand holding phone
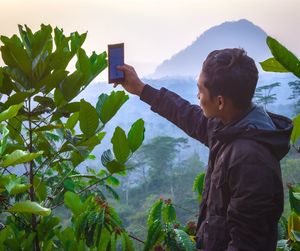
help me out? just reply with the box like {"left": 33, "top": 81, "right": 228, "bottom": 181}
{"left": 108, "top": 43, "right": 124, "bottom": 83}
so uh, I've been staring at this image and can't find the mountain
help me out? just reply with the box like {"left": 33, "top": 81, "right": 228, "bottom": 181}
{"left": 151, "top": 19, "right": 272, "bottom": 78}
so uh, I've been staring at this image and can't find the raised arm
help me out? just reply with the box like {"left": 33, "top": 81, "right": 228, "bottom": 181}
{"left": 116, "top": 64, "right": 210, "bottom": 145}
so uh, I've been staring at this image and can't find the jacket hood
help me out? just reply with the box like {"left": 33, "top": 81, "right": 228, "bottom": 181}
{"left": 214, "top": 105, "right": 293, "bottom": 160}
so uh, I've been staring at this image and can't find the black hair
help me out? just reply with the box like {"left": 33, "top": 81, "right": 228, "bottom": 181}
{"left": 202, "top": 48, "right": 258, "bottom": 110}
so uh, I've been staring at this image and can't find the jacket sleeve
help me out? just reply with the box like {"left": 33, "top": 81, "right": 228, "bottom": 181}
{"left": 225, "top": 144, "right": 282, "bottom": 251}
{"left": 140, "top": 84, "right": 209, "bottom": 146}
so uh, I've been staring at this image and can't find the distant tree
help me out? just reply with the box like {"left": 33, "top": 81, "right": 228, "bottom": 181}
{"left": 254, "top": 82, "right": 281, "bottom": 109}
{"left": 288, "top": 80, "right": 300, "bottom": 114}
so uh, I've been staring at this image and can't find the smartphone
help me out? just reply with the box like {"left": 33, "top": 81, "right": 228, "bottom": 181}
{"left": 108, "top": 43, "right": 124, "bottom": 83}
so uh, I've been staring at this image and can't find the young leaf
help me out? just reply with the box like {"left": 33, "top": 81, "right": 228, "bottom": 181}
{"left": 111, "top": 126, "right": 130, "bottom": 163}
{"left": 8, "top": 200, "right": 51, "bottom": 216}
{"left": 127, "top": 119, "right": 145, "bottom": 152}
{"left": 79, "top": 99, "right": 99, "bottom": 137}
{"left": 0, "top": 124, "right": 9, "bottom": 155}
{"left": 259, "top": 58, "right": 289, "bottom": 73}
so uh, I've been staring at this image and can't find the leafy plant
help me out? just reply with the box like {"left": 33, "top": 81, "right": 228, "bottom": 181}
{"left": 143, "top": 198, "right": 196, "bottom": 251}
{"left": 0, "top": 24, "right": 145, "bottom": 250}
{"left": 260, "top": 36, "right": 300, "bottom": 251}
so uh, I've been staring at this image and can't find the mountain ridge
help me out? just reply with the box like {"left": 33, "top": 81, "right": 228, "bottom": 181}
{"left": 151, "top": 19, "right": 272, "bottom": 78}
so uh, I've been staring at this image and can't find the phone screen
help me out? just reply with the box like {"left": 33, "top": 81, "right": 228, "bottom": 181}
{"left": 108, "top": 43, "right": 124, "bottom": 83}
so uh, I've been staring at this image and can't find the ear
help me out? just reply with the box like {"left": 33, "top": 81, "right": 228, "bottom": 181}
{"left": 217, "top": 95, "right": 225, "bottom": 111}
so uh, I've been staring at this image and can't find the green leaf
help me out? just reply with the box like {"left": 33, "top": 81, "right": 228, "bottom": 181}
{"left": 259, "top": 58, "right": 289, "bottom": 73}
{"left": 128, "top": 119, "right": 145, "bottom": 152}
{"left": 193, "top": 172, "right": 205, "bottom": 201}
{"left": 122, "top": 232, "right": 135, "bottom": 251}
{"left": 265, "top": 36, "right": 300, "bottom": 78}
{"left": 79, "top": 99, "right": 99, "bottom": 137}
{"left": 65, "top": 112, "right": 79, "bottom": 130}
{"left": 98, "top": 91, "right": 128, "bottom": 124}
{"left": 64, "top": 191, "right": 83, "bottom": 215}
{"left": 8, "top": 200, "right": 51, "bottom": 216}
{"left": 111, "top": 126, "right": 130, "bottom": 163}
{"left": 42, "top": 70, "right": 68, "bottom": 94}
{"left": 0, "top": 124, "right": 9, "bottom": 155}
{"left": 291, "top": 114, "right": 300, "bottom": 144}
{"left": 3, "top": 91, "right": 33, "bottom": 109}
{"left": 143, "top": 220, "right": 162, "bottom": 251}
{"left": 290, "top": 185, "right": 300, "bottom": 215}
{"left": 60, "top": 70, "right": 84, "bottom": 101}
{"left": 106, "top": 160, "right": 126, "bottom": 174}
{"left": 0, "top": 103, "right": 23, "bottom": 122}
{"left": 0, "top": 35, "right": 32, "bottom": 77}
{"left": 106, "top": 176, "right": 120, "bottom": 187}
{"left": 10, "top": 183, "right": 31, "bottom": 195}
{"left": 0, "top": 150, "right": 43, "bottom": 167}
{"left": 76, "top": 48, "right": 91, "bottom": 78}
{"left": 174, "top": 229, "right": 196, "bottom": 251}
{"left": 33, "top": 176, "right": 47, "bottom": 201}
{"left": 147, "top": 199, "right": 163, "bottom": 227}
{"left": 162, "top": 203, "right": 176, "bottom": 223}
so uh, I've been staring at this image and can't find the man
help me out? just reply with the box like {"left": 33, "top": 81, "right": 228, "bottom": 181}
{"left": 115, "top": 48, "right": 293, "bottom": 250}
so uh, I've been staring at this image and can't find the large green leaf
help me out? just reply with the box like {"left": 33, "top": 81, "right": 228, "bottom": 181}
{"left": 0, "top": 150, "right": 43, "bottom": 167}
{"left": 264, "top": 36, "right": 300, "bottom": 78}
{"left": 98, "top": 91, "right": 128, "bottom": 124}
{"left": 259, "top": 58, "right": 289, "bottom": 73}
{"left": 291, "top": 114, "right": 300, "bottom": 144}
{"left": 111, "top": 126, "right": 130, "bottom": 163}
{"left": 0, "top": 103, "right": 23, "bottom": 122}
{"left": 8, "top": 200, "right": 51, "bottom": 216}
{"left": 79, "top": 99, "right": 99, "bottom": 137}
{"left": 128, "top": 119, "right": 145, "bottom": 152}
{"left": 64, "top": 191, "right": 83, "bottom": 216}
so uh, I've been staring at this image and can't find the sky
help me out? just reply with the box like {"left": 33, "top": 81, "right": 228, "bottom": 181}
{"left": 0, "top": 0, "right": 299, "bottom": 79}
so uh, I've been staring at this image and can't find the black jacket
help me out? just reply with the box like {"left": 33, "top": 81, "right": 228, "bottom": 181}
{"left": 140, "top": 85, "right": 293, "bottom": 251}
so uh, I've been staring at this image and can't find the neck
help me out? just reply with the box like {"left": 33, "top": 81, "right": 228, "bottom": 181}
{"left": 220, "top": 104, "right": 253, "bottom": 125}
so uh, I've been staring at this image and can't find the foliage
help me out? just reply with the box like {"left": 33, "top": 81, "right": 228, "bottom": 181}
{"left": 0, "top": 24, "right": 145, "bottom": 250}
{"left": 143, "top": 198, "right": 196, "bottom": 251}
{"left": 260, "top": 36, "right": 300, "bottom": 250}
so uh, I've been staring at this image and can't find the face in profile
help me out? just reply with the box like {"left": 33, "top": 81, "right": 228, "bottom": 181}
{"left": 197, "top": 72, "right": 220, "bottom": 118}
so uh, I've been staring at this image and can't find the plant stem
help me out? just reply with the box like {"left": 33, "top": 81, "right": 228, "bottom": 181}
{"left": 28, "top": 97, "right": 40, "bottom": 251}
